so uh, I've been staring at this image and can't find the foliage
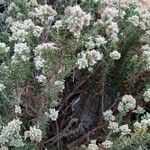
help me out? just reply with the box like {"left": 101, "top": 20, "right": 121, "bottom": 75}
{"left": 0, "top": 0, "right": 149, "bottom": 149}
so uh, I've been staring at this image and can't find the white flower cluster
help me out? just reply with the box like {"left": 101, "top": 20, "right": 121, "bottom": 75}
{"left": 142, "top": 45, "right": 150, "bottom": 71}
{"left": 103, "top": 110, "right": 115, "bottom": 122}
{"left": 34, "top": 56, "right": 45, "bottom": 71}
{"left": 65, "top": 5, "right": 91, "bottom": 37}
{"left": 84, "top": 35, "right": 107, "bottom": 50}
{"left": 11, "top": 43, "right": 30, "bottom": 63}
{"left": 7, "top": 119, "right": 22, "bottom": 133}
{"left": 95, "top": 35, "right": 107, "bottom": 47}
{"left": 141, "top": 44, "right": 150, "bottom": 51}
{"left": 54, "top": 80, "right": 65, "bottom": 92}
{"left": 85, "top": 35, "right": 107, "bottom": 50}
{"left": 127, "top": 5, "right": 149, "bottom": 30}
{"left": 87, "top": 140, "right": 98, "bottom": 150}
{"left": 36, "top": 74, "right": 46, "bottom": 83}
{"left": 29, "top": 4, "right": 57, "bottom": 24}
{"left": 103, "top": 109, "right": 132, "bottom": 136}
{"left": 102, "top": 140, "right": 113, "bottom": 149}
{"left": 143, "top": 88, "right": 150, "bottom": 102}
{"left": 0, "top": 43, "right": 10, "bottom": 53}
{"left": 108, "top": 122, "right": 119, "bottom": 133}
{"left": 0, "top": 119, "right": 24, "bottom": 148}
{"left": 85, "top": 38, "right": 95, "bottom": 50}
{"left": 14, "top": 43, "right": 30, "bottom": 54}
{"left": 45, "top": 108, "right": 59, "bottom": 121}
{"left": 101, "top": 6, "right": 118, "bottom": 21}
{"left": 134, "top": 113, "right": 150, "bottom": 129}
{"left": 81, "top": 0, "right": 99, "bottom": 3}
{"left": 52, "top": 20, "right": 63, "bottom": 30}
{"left": 119, "top": 124, "right": 131, "bottom": 136}
{"left": 101, "top": 0, "right": 128, "bottom": 16}
{"left": 8, "top": 19, "right": 43, "bottom": 42}
{"left": 108, "top": 121, "right": 131, "bottom": 135}
{"left": 110, "top": 50, "right": 121, "bottom": 60}
{"left": 0, "top": 146, "right": 8, "bottom": 150}
{"left": 106, "top": 22, "right": 119, "bottom": 42}
{"left": 24, "top": 126, "right": 42, "bottom": 142}
{"left": 34, "top": 43, "right": 57, "bottom": 69}
{"left": 15, "top": 105, "right": 22, "bottom": 114}
{"left": 101, "top": 0, "right": 120, "bottom": 6}
{"left": 76, "top": 49, "right": 103, "bottom": 69}
{"left": 0, "top": 84, "right": 6, "bottom": 92}
{"left": 5, "top": 16, "right": 14, "bottom": 25}
{"left": 34, "top": 43, "right": 57, "bottom": 56}
{"left": 128, "top": 15, "right": 140, "bottom": 27}
{"left": 33, "top": 43, "right": 57, "bottom": 83}
{"left": 118, "top": 95, "right": 136, "bottom": 115}
{"left": 133, "top": 106, "right": 145, "bottom": 114}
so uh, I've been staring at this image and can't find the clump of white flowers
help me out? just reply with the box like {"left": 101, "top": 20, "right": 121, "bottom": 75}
{"left": 128, "top": 15, "right": 140, "bottom": 27}
{"left": 108, "top": 122, "right": 119, "bottom": 133}
{"left": 106, "top": 21, "right": 119, "bottom": 42}
{"left": 0, "top": 119, "right": 24, "bottom": 147}
{"left": 24, "top": 126, "right": 42, "bottom": 142}
{"left": 143, "top": 88, "right": 150, "bottom": 102}
{"left": 7, "top": 119, "right": 22, "bottom": 133}
{"left": 141, "top": 113, "right": 150, "bottom": 124}
{"left": 15, "top": 105, "right": 22, "bottom": 114}
{"left": 8, "top": 19, "right": 43, "bottom": 42}
{"left": 0, "top": 84, "right": 6, "bottom": 92}
{"left": 45, "top": 108, "right": 59, "bottom": 121}
{"left": 133, "top": 106, "right": 145, "bottom": 114}
{"left": 134, "top": 121, "right": 143, "bottom": 129}
{"left": 118, "top": 95, "right": 136, "bottom": 115}
{"left": 0, "top": 43, "right": 10, "bottom": 53}
{"left": 87, "top": 140, "right": 98, "bottom": 150}
{"left": 52, "top": 20, "right": 63, "bottom": 30}
{"left": 11, "top": 42, "right": 30, "bottom": 63}
{"left": 36, "top": 74, "right": 46, "bottom": 83}
{"left": 101, "top": 6, "right": 118, "bottom": 21}
{"left": 29, "top": 4, "right": 57, "bottom": 24}
{"left": 34, "top": 43, "right": 57, "bottom": 70}
{"left": 81, "top": 0, "right": 99, "bottom": 3}
{"left": 134, "top": 113, "right": 150, "bottom": 130}
{"left": 54, "top": 80, "right": 65, "bottom": 92}
{"left": 65, "top": 5, "right": 91, "bottom": 37}
{"left": 34, "top": 56, "right": 45, "bottom": 70}
{"left": 33, "top": 42, "right": 58, "bottom": 83}
{"left": 0, "top": 146, "right": 9, "bottom": 150}
{"left": 95, "top": 35, "right": 107, "bottom": 47}
{"left": 141, "top": 44, "right": 150, "bottom": 71}
{"left": 119, "top": 124, "right": 131, "bottom": 136}
{"left": 142, "top": 51, "right": 150, "bottom": 71}
{"left": 110, "top": 51, "right": 121, "bottom": 60}
{"left": 76, "top": 49, "right": 103, "bottom": 69}
{"left": 34, "top": 43, "right": 57, "bottom": 54}
{"left": 76, "top": 54, "right": 88, "bottom": 69}
{"left": 103, "top": 110, "right": 115, "bottom": 122}
{"left": 139, "top": 113, "right": 150, "bottom": 127}
{"left": 102, "top": 140, "right": 113, "bottom": 149}
{"left": 140, "top": 44, "right": 150, "bottom": 51}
